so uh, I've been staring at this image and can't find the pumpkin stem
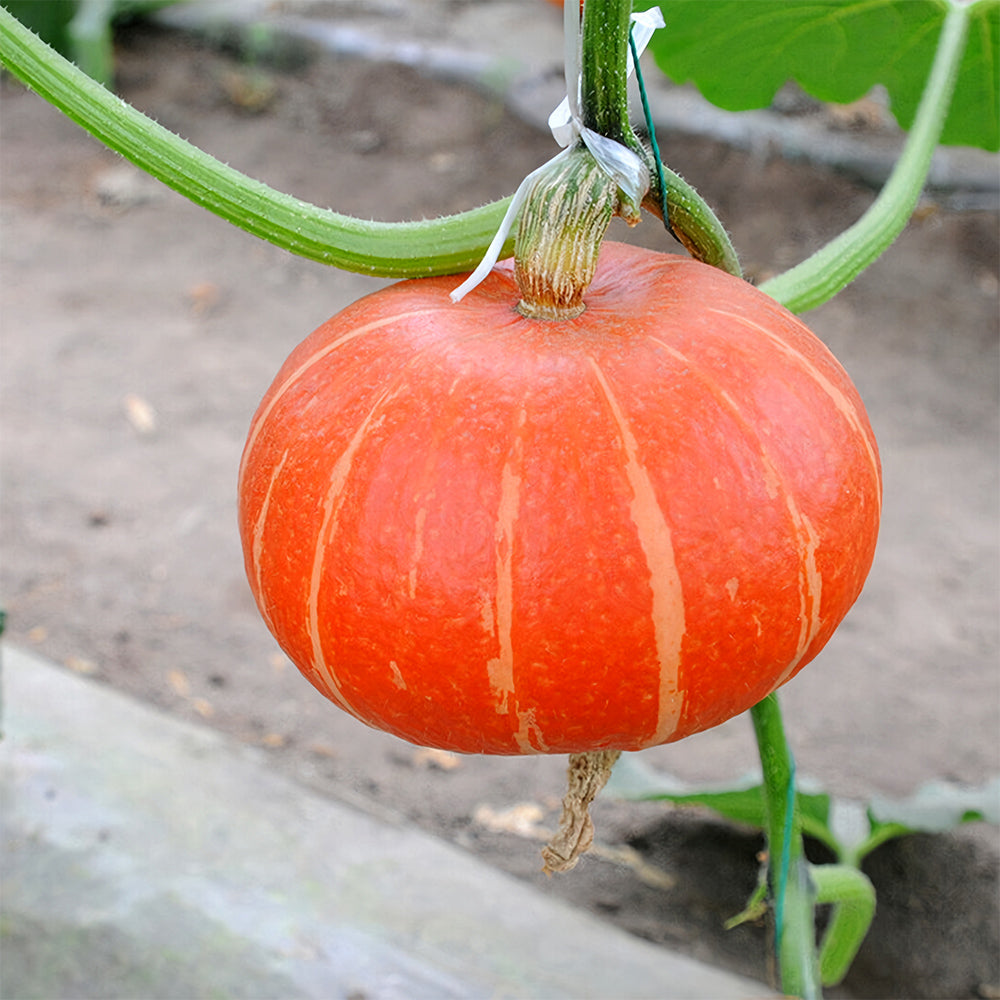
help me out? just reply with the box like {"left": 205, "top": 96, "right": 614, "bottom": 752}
{"left": 514, "top": 148, "right": 621, "bottom": 320}
{"left": 541, "top": 749, "right": 622, "bottom": 874}
{"left": 513, "top": 0, "right": 648, "bottom": 321}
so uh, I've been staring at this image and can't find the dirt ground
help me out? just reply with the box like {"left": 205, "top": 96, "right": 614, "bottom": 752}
{"left": 1, "top": 16, "right": 998, "bottom": 999}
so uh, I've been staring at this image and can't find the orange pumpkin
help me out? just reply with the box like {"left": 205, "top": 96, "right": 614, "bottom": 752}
{"left": 239, "top": 242, "right": 881, "bottom": 755}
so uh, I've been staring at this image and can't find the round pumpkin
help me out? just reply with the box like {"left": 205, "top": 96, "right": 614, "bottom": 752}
{"left": 238, "top": 242, "right": 881, "bottom": 755}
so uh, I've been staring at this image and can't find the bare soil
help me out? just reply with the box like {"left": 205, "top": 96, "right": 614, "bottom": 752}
{"left": 1, "top": 20, "right": 998, "bottom": 999}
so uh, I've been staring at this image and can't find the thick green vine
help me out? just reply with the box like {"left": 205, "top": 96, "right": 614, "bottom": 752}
{"left": 0, "top": 3, "right": 738, "bottom": 281}
{"left": 579, "top": 0, "right": 742, "bottom": 275}
{"left": 759, "top": 1, "right": 970, "bottom": 312}
{"left": 0, "top": 4, "right": 513, "bottom": 278}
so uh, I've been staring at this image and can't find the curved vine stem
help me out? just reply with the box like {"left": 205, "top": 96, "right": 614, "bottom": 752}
{"left": 0, "top": 3, "right": 740, "bottom": 282}
{"left": 642, "top": 165, "right": 741, "bottom": 277}
{"left": 0, "top": 4, "right": 511, "bottom": 278}
{"left": 760, "top": 1, "right": 970, "bottom": 313}
{"left": 0, "top": 1, "right": 972, "bottom": 301}
{"left": 812, "top": 864, "right": 877, "bottom": 987}
{"left": 579, "top": 0, "right": 741, "bottom": 276}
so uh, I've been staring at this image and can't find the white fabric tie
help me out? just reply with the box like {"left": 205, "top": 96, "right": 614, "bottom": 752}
{"left": 450, "top": 6, "right": 665, "bottom": 303}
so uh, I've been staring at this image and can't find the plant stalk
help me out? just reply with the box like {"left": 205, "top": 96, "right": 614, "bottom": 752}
{"left": 581, "top": 0, "right": 636, "bottom": 150}
{"left": 514, "top": 148, "right": 618, "bottom": 319}
{"left": 750, "top": 694, "right": 822, "bottom": 998}
{"left": 582, "top": 0, "right": 741, "bottom": 275}
{"left": 760, "top": 1, "right": 970, "bottom": 313}
{"left": 642, "top": 164, "right": 741, "bottom": 276}
{"left": 0, "top": 4, "right": 512, "bottom": 278}
{"left": 0, "top": 2, "right": 742, "bottom": 284}
{"left": 811, "top": 864, "right": 877, "bottom": 987}
{"left": 511, "top": 0, "right": 642, "bottom": 315}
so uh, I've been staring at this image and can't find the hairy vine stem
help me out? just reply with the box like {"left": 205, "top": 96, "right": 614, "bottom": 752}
{"left": 0, "top": 4, "right": 738, "bottom": 283}
{"left": 759, "top": 1, "right": 970, "bottom": 313}
{"left": 0, "top": 6, "right": 517, "bottom": 278}
{"left": 579, "top": 0, "right": 741, "bottom": 275}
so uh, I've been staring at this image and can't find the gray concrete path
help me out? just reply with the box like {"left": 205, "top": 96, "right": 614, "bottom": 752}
{"left": 1, "top": 645, "right": 772, "bottom": 999}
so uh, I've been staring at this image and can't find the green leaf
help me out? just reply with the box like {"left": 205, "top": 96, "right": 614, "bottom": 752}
{"left": 868, "top": 776, "right": 1000, "bottom": 831}
{"left": 837, "top": 776, "right": 999, "bottom": 864}
{"left": 635, "top": 0, "right": 1000, "bottom": 151}
{"left": 605, "top": 754, "right": 841, "bottom": 855}
{"left": 608, "top": 757, "right": 1000, "bottom": 868}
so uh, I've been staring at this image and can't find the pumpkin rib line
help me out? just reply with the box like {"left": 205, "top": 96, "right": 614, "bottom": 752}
{"left": 775, "top": 509, "right": 823, "bottom": 686}
{"left": 239, "top": 308, "right": 440, "bottom": 488}
{"left": 306, "top": 381, "right": 405, "bottom": 717}
{"left": 486, "top": 404, "right": 551, "bottom": 754}
{"left": 646, "top": 334, "right": 825, "bottom": 687}
{"left": 705, "top": 307, "right": 883, "bottom": 511}
{"left": 402, "top": 315, "right": 525, "bottom": 603}
{"left": 308, "top": 315, "right": 497, "bottom": 718}
{"left": 400, "top": 319, "right": 551, "bottom": 753}
{"left": 250, "top": 446, "right": 290, "bottom": 634}
{"left": 489, "top": 410, "right": 521, "bottom": 717}
{"left": 587, "top": 356, "right": 686, "bottom": 747}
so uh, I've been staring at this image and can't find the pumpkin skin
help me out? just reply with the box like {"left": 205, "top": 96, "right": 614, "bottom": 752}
{"left": 239, "top": 242, "right": 881, "bottom": 755}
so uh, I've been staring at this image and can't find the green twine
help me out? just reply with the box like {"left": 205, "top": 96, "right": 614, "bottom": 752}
{"left": 628, "top": 27, "right": 669, "bottom": 230}
{"left": 775, "top": 756, "right": 797, "bottom": 949}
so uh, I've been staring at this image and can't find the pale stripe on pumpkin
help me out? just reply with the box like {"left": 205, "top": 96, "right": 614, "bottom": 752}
{"left": 239, "top": 309, "right": 438, "bottom": 489}
{"left": 779, "top": 507, "right": 823, "bottom": 684}
{"left": 488, "top": 433, "right": 520, "bottom": 715}
{"left": 743, "top": 433, "right": 824, "bottom": 681}
{"left": 708, "top": 308, "right": 882, "bottom": 510}
{"left": 304, "top": 384, "right": 401, "bottom": 715}
{"left": 251, "top": 446, "right": 289, "bottom": 632}
{"left": 407, "top": 505, "right": 428, "bottom": 600}
{"left": 649, "top": 334, "right": 826, "bottom": 686}
{"left": 484, "top": 406, "right": 546, "bottom": 753}
{"left": 588, "top": 358, "right": 687, "bottom": 746}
